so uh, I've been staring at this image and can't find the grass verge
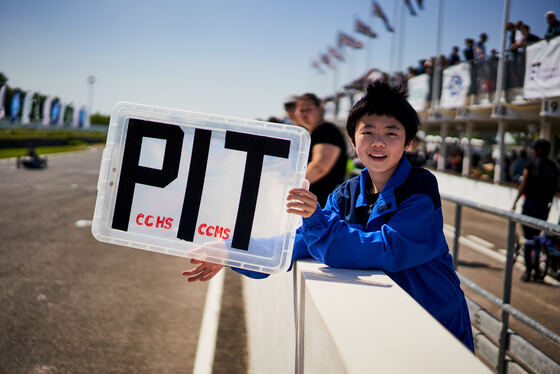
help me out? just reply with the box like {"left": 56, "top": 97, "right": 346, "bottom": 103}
{"left": 0, "top": 145, "right": 90, "bottom": 159}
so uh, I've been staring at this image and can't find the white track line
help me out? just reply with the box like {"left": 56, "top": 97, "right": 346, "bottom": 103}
{"left": 193, "top": 269, "right": 225, "bottom": 374}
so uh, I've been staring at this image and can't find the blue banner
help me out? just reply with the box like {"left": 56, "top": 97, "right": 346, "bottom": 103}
{"left": 11, "top": 91, "right": 21, "bottom": 121}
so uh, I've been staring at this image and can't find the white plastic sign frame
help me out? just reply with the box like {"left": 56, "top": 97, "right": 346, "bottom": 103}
{"left": 92, "top": 102, "right": 310, "bottom": 274}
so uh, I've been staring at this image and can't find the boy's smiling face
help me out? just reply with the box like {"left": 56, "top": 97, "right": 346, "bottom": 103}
{"left": 353, "top": 114, "right": 409, "bottom": 190}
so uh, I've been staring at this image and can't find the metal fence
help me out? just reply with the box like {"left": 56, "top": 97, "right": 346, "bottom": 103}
{"left": 442, "top": 194, "right": 560, "bottom": 374}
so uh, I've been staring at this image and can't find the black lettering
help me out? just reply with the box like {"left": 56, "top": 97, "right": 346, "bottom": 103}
{"left": 177, "top": 129, "right": 212, "bottom": 242}
{"left": 112, "top": 119, "right": 183, "bottom": 231}
{"left": 224, "top": 131, "right": 290, "bottom": 250}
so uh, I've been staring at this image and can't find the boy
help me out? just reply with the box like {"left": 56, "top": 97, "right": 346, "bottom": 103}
{"left": 183, "top": 81, "right": 474, "bottom": 351}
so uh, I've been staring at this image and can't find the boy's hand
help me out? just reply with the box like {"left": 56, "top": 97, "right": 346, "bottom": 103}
{"left": 182, "top": 259, "right": 224, "bottom": 282}
{"left": 287, "top": 188, "right": 318, "bottom": 218}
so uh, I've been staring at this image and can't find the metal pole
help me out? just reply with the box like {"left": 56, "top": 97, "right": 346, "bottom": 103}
{"left": 452, "top": 203, "right": 462, "bottom": 269}
{"left": 87, "top": 75, "right": 95, "bottom": 115}
{"left": 389, "top": 1, "right": 399, "bottom": 72}
{"left": 397, "top": 2, "right": 406, "bottom": 72}
{"left": 493, "top": 0, "right": 511, "bottom": 109}
{"left": 430, "top": 0, "right": 444, "bottom": 112}
{"left": 497, "top": 219, "right": 516, "bottom": 374}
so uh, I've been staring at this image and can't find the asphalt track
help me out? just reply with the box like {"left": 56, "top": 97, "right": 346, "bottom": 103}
{"left": 0, "top": 146, "right": 247, "bottom": 374}
{"left": 1, "top": 146, "right": 558, "bottom": 372}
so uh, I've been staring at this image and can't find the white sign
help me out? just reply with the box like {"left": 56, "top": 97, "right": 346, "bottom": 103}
{"left": 92, "top": 103, "right": 310, "bottom": 274}
{"left": 407, "top": 74, "right": 430, "bottom": 112}
{"left": 523, "top": 37, "right": 560, "bottom": 99}
{"left": 440, "top": 62, "right": 471, "bottom": 109}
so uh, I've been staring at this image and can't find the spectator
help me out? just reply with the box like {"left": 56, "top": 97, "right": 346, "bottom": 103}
{"left": 514, "top": 20, "right": 525, "bottom": 45}
{"left": 405, "top": 135, "right": 426, "bottom": 167}
{"left": 295, "top": 93, "right": 347, "bottom": 207}
{"left": 506, "top": 22, "right": 516, "bottom": 51}
{"left": 511, "top": 149, "right": 529, "bottom": 182}
{"left": 282, "top": 95, "right": 299, "bottom": 125}
{"left": 475, "top": 33, "right": 488, "bottom": 59}
{"left": 449, "top": 46, "right": 460, "bottom": 65}
{"left": 544, "top": 11, "right": 560, "bottom": 39}
{"left": 511, "top": 24, "right": 541, "bottom": 54}
{"left": 416, "top": 59, "right": 427, "bottom": 74}
{"left": 512, "top": 139, "right": 560, "bottom": 281}
{"left": 463, "top": 38, "right": 475, "bottom": 61}
{"left": 407, "top": 66, "right": 416, "bottom": 79}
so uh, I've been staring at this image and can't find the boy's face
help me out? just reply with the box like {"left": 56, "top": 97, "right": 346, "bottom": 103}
{"left": 353, "top": 114, "right": 409, "bottom": 180}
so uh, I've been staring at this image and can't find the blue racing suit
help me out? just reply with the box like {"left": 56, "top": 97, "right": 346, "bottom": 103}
{"left": 237, "top": 156, "right": 474, "bottom": 351}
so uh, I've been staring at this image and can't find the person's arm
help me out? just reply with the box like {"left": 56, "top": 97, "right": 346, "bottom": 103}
{"left": 512, "top": 168, "right": 528, "bottom": 210}
{"left": 306, "top": 143, "right": 341, "bottom": 184}
{"left": 291, "top": 181, "right": 446, "bottom": 273}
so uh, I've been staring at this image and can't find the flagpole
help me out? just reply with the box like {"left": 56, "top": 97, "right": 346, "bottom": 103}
{"left": 397, "top": 2, "right": 407, "bottom": 72}
{"left": 367, "top": 16, "right": 374, "bottom": 71}
{"left": 430, "top": 0, "right": 444, "bottom": 112}
{"left": 390, "top": 1, "right": 400, "bottom": 73}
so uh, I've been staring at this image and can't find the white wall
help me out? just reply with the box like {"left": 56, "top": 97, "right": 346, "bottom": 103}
{"left": 242, "top": 259, "right": 491, "bottom": 374}
{"left": 433, "top": 171, "right": 560, "bottom": 224}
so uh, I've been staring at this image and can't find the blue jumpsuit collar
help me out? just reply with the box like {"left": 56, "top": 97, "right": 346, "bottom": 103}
{"left": 356, "top": 155, "right": 412, "bottom": 208}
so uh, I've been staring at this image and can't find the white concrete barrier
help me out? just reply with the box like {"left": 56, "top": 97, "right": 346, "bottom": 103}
{"left": 432, "top": 171, "right": 560, "bottom": 223}
{"left": 242, "top": 259, "right": 491, "bottom": 373}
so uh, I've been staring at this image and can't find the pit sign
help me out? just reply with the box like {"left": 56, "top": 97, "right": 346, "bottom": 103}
{"left": 92, "top": 103, "right": 310, "bottom": 274}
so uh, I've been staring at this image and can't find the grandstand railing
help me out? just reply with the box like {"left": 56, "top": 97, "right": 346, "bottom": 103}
{"left": 442, "top": 193, "right": 560, "bottom": 374}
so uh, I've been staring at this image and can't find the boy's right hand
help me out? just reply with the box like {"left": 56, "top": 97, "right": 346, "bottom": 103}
{"left": 182, "top": 259, "right": 224, "bottom": 282}
{"left": 286, "top": 188, "right": 318, "bottom": 218}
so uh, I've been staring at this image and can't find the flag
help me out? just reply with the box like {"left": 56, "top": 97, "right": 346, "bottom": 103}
{"left": 22, "top": 91, "right": 34, "bottom": 124}
{"left": 10, "top": 90, "right": 21, "bottom": 121}
{"left": 337, "top": 32, "right": 364, "bottom": 49}
{"left": 404, "top": 0, "right": 417, "bottom": 16}
{"left": 416, "top": 0, "right": 424, "bottom": 10}
{"left": 328, "top": 47, "right": 345, "bottom": 62}
{"left": 311, "top": 60, "right": 325, "bottom": 74}
{"left": 372, "top": 1, "right": 395, "bottom": 32}
{"left": 321, "top": 53, "right": 336, "bottom": 69}
{"left": 42, "top": 96, "right": 52, "bottom": 126}
{"left": 355, "top": 19, "right": 377, "bottom": 38}
{"left": 0, "top": 85, "right": 6, "bottom": 119}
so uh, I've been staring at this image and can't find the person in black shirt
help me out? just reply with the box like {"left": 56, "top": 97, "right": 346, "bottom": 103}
{"left": 463, "top": 38, "right": 475, "bottom": 61}
{"left": 295, "top": 93, "right": 347, "bottom": 207}
{"left": 512, "top": 139, "right": 560, "bottom": 281}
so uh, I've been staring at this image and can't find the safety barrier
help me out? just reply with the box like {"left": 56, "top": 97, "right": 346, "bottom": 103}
{"left": 242, "top": 259, "right": 490, "bottom": 374}
{"left": 443, "top": 193, "right": 560, "bottom": 374}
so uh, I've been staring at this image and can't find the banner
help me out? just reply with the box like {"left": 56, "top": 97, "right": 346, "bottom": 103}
{"left": 11, "top": 91, "right": 21, "bottom": 121}
{"left": 22, "top": 91, "right": 35, "bottom": 124}
{"left": 42, "top": 96, "right": 53, "bottom": 126}
{"left": 51, "top": 100, "right": 61, "bottom": 124}
{"left": 407, "top": 74, "right": 430, "bottom": 112}
{"left": 92, "top": 103, "right": 310, "bottom": 274}
{"left": 523, "top": 36, "right": 560, "bottom": 99}
{"left": 0, "top": 85, "right": 6, "bottom": 119}
{"left": 440, "top": 62, "right": 472, "bottom": 109}
{"left": 58, "top": 103, "right": 66, "bottom": 126}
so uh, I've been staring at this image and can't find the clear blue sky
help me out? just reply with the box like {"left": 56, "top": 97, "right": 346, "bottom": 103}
{"left": 1, "top": 0, "right": 558, "bottom": 120}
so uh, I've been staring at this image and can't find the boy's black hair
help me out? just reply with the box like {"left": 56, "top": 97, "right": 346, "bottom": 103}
{"left": 346, "top": 81, "right": 419, "bottom": 145}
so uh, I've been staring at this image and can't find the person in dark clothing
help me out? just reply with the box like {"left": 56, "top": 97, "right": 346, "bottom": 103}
{"left": 544, "top": 11, "right": 560, "bottom": 39}
{"left": 463, "top": 38, "right": 475, "bottom": 61}
{"left": 449, "top": 46, "right": 460, "bottom": 65}
{"left": 512, "top": 139, "right": 560, "bottom": 281}
{"left": 295, "top": 93, "right": 347, "bottom": 207}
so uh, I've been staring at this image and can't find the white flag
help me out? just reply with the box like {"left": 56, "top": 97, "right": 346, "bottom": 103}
{"left": 440, "top": 62, "right": 471, "bottom": 109}
{"left": 407, "top": 74, "right": 430, "bottom": 112}
{"left": 22, "top": 91, "right": 35, "bottom": 124}
{"left": 523, "top": 37, "right": 560, "bottom": 99}
{"left": 0, "top": 85, "right": 6, "bottom": 119}
{"left": 42, "top": 96, "right": 53, "bottom": 126}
